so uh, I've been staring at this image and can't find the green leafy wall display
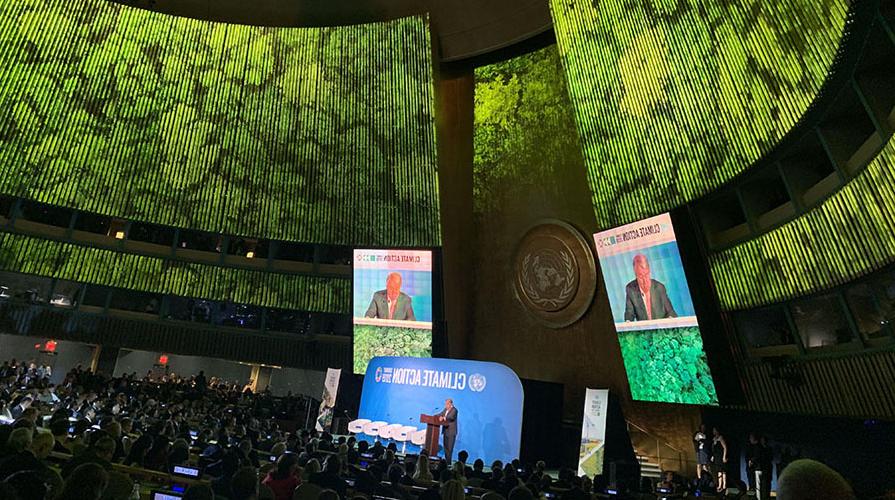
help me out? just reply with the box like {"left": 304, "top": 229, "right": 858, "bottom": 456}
{"left": 549, "top": 0, "right": 849, "bottom": 228}
{"left": 473, "top": 45, "right": 586, "bottom": 216}
{"left": 0, "top": 232, "right": 350, "bottom": 313}
{"left": 0, "top": 0, "right": 439, "bottom": 247}
{"left": 352, "top": 324, "right": 432, "bottom": 374}
{"left": 617, "top": 326, "right": 718, "bottom": 405}
{"left": 711, "top": 136, "right": 895, "bottom": 311}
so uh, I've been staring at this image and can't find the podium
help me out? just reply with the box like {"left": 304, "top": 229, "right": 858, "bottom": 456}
{"left": 419, "top": 414, "right": 444, "bottom": 457}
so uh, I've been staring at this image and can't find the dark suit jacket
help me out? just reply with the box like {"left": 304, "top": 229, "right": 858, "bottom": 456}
{"left": 438, "top": 407, "right": 458, "bottom": 437}
{"left": 623, "top": 279, "right": 676, "bottom": 321}
{"left": 365, "top": 291, "right": 415, "bottom": 321}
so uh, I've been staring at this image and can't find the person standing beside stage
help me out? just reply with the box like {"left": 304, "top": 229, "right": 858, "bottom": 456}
{"left": 438, "top": 398, "right": 459, "bottom": 464}
{"left": 746, "top": 433, "right": 762, "bottom": 497}
{"left": 711, "top": 427, "right": 728, "bottom": 493}
{"left": 693, "top": 424, "right": 709, "bottom": 480}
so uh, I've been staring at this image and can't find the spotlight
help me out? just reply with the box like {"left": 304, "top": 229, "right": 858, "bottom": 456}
{"left": 114, "top": 231, "right": 125, "bottom": 239}
{"left": 246, "top": 251, "right": 255, "bottom": 259}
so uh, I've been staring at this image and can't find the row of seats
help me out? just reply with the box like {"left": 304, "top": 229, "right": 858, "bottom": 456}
{"left": 348, "top": 419, "right": 427, "bottom": 446}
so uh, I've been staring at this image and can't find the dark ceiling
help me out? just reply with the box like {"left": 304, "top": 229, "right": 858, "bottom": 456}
{"left": 116, "top": 0, "right": 553, "bottom": 62}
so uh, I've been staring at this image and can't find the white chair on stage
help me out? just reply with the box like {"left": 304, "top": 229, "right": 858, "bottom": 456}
{"left": 410, "top": 429, "right": 427, "bottom": 446}
{"left": 394, "top": 425, "right": 418, "bottom": 453}
{"left": 348, "top": 419, "right": 371, "bottom": 435}
{"left": 395, "top": 426, "right": 417, "bottom": 442}
{"left": 363, "top": 420, "right": 388, "bottom": 438}
{"left": 379, "top": 423, "right": 404, "bottom": 441}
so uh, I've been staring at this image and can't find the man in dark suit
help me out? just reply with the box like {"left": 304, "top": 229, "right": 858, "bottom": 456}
{"left": 623, "top": 254, "right": 677, "bottom": 321}
{"left": 365, "top": 272, "right": 416, "bottom": 321}
{"left": 438, "top": 398, "right": 458, "bottom": 463}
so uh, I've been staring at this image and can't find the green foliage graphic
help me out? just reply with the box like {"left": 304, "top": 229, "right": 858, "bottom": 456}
{"left": 549, "top": 0, "right": 849, "bottom": 227}
{"left": 617, "top": 326, "right": 718, "bottom": 405}
{"left": 711, "top": 135, "right": 895, "bottom": 310}
{"left": 473, "top": 46, "right": 586, "bottom": 216}
{"left": 0, "top": 232, "right": 349, "bottom": 313}
{"left": 0, "top": 0, "right": 440, "bottom": 247}
{"left": 353, "top": 324, "right": 432, "bottom": 374}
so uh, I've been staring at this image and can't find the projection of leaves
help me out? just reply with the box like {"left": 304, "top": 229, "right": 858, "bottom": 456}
{"left": 0, "top": 0, "right": 439, "bottom": 247}
{"left": 711, "top": 136, "right": 895, "bottom": 310}
{"left": 549, "top": 0, "right": 850, "bottom": 228}
{"left": 473, "top": 46, "right": 586, "bottom": 216}
{"left": 0, "top": 233, "right": 350, "bottom": 313}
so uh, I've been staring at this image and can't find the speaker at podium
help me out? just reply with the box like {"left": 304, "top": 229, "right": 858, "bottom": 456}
{"left": 419, "top": 413, "right": 446, "bottom": 456}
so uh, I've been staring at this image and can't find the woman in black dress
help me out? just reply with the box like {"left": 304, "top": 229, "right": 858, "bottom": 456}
{"left": 711, "top": 427, "right": 728, "bottom": 492}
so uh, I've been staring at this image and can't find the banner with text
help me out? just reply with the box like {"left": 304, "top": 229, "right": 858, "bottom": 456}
{"left": 578, "top": 389, "right": 609, "bottom": 477}
{"left": 358, "top": 356, "right": 523, "bottom": 464}
{"left": 315, "top": 368, "right": 342, "bottom": 432}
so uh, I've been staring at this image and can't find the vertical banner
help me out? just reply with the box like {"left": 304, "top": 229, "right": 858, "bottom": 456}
{"left": 578, "top": 388, "right": 609, "bottom": 477}
{"left": 315, "top": 368, "right": 342, "bottom": 432}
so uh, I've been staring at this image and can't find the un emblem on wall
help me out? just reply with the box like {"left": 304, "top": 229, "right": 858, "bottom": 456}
{"left": 513, "top": 220, "right": 597, "bottom": 328}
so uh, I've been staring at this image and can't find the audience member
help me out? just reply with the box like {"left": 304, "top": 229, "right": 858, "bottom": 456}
{"left": 263, "top": 452, "right": 301, "bottom": 500}
{"left": 442, "top": 479, "right": 466, "bottom": 500}
{"left": 230, "top": 466, "right": 260, "bottom": 500}
{"left": 414, "top": 454, "right": 434, "bottom": 483}
{"left": 58, "top": 462, "right": 109, "bottom": 500}
{"left": 777, "top": 459, "right": 855, "bottom": 500}
{"left": 310, "top": 454, "right": 348, "bottom": 498}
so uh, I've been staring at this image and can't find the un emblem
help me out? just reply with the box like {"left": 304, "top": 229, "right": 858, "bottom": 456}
{"left": 374, "top": 367, "right": 383, "bottom": 383}
{"left": 468, "top": 373, "right": 487, "bottom": 392}
{"left": 513, "top": 220, "right": 597, "bottom": 328}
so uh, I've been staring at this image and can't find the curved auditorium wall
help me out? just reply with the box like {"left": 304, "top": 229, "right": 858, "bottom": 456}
{"left": 549, "top": 0, "right": 850, "bottom": 228}
{"left": 0, "top": 0, "right": 439, "bottom": 247}
{"left": 0, "top": 233, "right": 349, "bottom": 313}
{"left": 710, "top": 135, "right": 895, "bottom": 311}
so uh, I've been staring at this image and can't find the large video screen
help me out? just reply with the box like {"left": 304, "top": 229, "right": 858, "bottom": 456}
{"left": 594, "top": 213, "right": 718, "bottom": 405}
{"left": 353, "top": 249, "right": 433, "bottom": 374}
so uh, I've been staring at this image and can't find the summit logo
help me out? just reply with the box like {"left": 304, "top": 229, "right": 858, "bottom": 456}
{"left": 468, "top": 373, "right": 487, "bottom": 392}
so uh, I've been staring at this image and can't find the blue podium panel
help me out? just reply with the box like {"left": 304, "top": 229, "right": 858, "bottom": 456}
{"left": 357, "top": 356, "right": 524, "bottom": 464}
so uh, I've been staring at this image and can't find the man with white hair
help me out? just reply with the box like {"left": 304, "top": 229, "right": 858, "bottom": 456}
{"left": 0, "top": 429, "right": 59, "bottom": 491}
{"left": 623, "top": 254, "right": 677, "bottom": 321}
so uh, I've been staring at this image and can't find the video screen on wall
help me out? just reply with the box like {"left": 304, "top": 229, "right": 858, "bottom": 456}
{"left": 594, "top": 213, "right": 718, "bottom": 405}
{"left": 353, "top": 249, "right": 433, "bottom": 374}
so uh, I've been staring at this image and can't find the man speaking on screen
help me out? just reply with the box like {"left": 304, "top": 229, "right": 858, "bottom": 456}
{"left": 438, "top": 398, "right": 458, "bottom": 463}
{"left": 365, "top": 272, "right": 416, "bottom": 321}
{"left": 623, "top": 254, "right": 677, "bottom": 321}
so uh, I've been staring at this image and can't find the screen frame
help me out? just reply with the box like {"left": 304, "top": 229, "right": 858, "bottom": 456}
{"left": 594, "top": 211, "right": 720, "bottom": 405}
{"left": 351, "top": 247, "right": 444, "bottom": 374}
{"left": 670, "top": 207, "right": 744, "bottom": 405}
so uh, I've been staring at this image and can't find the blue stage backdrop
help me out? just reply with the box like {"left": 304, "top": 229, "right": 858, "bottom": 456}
{"left": 358, "top": 356, "right": 524, "bottom": 464}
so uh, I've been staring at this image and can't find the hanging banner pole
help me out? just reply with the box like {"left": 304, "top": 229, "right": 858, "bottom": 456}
{"left": 578, "top": 388, "right": 609, "bottom": 477}
{"left": 316, "top": 368, "right": 342, "bottom": 432}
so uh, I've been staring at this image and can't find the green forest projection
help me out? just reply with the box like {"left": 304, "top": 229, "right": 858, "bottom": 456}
{"left": 618, "top": 327, "right": 718, "bottom": 405}
{"left": 550, "top": 0, "right": 850, "bottom": 228}
{"left": 0, "top": 0, "right": 440, "bottom": 247}
{"left": 473, "top": 46, "right": 585, "bottom": 216}
{"left": 0, "top": 232, "right": 349, "bottom": 313}
{"left": 353, "top": 324, "right": 432, "bottom": 374}
{"left": 711, "top": 135, "right": 895, "bottom": 311}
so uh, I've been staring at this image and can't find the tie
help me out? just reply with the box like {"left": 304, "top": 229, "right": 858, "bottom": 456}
{"left": 389, "top": 299, "right": 397, "bottom": 319}
{"left": 645, "top": 289, "right": 652, "bottom": 320}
